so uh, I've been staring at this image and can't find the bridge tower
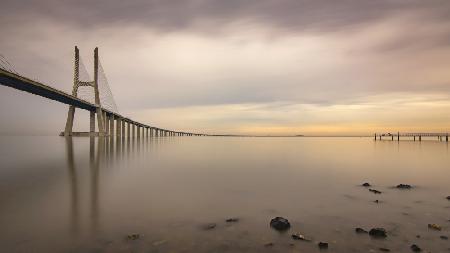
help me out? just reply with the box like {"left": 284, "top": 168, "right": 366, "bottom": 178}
{"left": 64, "top": 46, "right": 105, "bottom": 136}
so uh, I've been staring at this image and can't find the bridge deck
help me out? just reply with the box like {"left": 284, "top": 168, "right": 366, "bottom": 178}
{"left": 0, "top": 68, "right": 204, "bottom": 135}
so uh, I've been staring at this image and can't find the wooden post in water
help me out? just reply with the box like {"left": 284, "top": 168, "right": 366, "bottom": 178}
{"left": 419, "top": 135, "right": 422, "bottom": 141}
{"left": 397, "top": 132, "right": 399, "bottom": 141}
{"left": 374, "top": 133, "right": 376, "bottom": 141}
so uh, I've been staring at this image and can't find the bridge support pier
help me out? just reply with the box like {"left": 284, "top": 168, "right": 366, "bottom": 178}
{"left": 137, "top": 126, "right": 141, "bottom": 138}
{"left": 419, "top": 135, "right": 422, "bottom": 141}
{"left": 89, "top": 111, "right": 95, "bottom": 136}
{"left": 104, "top": 113, "right": 109, "bottom": 136}
{"left": 121, "top": 119, "right": 126, "bottom": 137}
{"left": 110, "top": 115, "right": 115, "bottom": 136}
{"left": 116, "top": 118, "right": 121, "bottom": 137}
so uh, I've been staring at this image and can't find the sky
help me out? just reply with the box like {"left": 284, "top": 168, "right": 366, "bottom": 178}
{"left": 1, "top": 0, "right": 450, "bottom": 136}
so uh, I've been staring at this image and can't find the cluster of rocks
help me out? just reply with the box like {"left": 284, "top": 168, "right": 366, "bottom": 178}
{"left": 359, "top": 182, "right": 449, "bottom": 252}
{"left": 355, "top": 227, "right": 387, "bottom": 238}
{"left": 269, "top": 217, "right": 330, "bottom": 250}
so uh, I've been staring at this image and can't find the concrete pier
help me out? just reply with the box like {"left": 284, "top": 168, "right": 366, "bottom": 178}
{"left": 90, "top": 111, "right": 95, "bottom": 136}
{"left": 110, "top": 115, "right": 114, "bottom": 136}
{"left": 375, "top": 132, "right": 448, "bottom": 142}
{"left": 116, "top": 118, "right": 121, "bottom": 137}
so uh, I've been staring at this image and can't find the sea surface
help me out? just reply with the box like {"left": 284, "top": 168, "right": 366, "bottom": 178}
{"left": 0, "top": 136, "right": 449, "bottom": 253}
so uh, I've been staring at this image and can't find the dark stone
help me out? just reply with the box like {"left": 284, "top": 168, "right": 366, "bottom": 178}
{"left": 396, "top": 184, "right": 412, "bottom": 189}
{"left": 264, "top": 242, "right": 274, "bottom": 247}
{"left": 416, "top": 235, "right": 421, "bottom": 238}
{"left": 201, "top": 223, "right": 217, "bottom": 230}
{"left": 379, "top": 248, "right": 391, "bottom": 252}
{"left": 355, "top": 228, "right": 368, "bottom": 234}
{"left": 362, "top": 182, "right": 371, "bottom": 187}
{"left": 318, "top": 242, "right": 328, "bottom": 249}
{"left": 441, "top": 235, "right": 449, "bottom": 240}
{"left": 446, "top": 196, "right": 450, "bottom": 200}
{"left": 374, "top": 200, "right": 379, "bottom": 203}
{"left": 369, "top": 189, "right": 382, "bottom": 194}
{"left": 410, "top": 244, "right": 421, "bottom": 252}
{"left": 225, "top": 218, "right": 239, "bottom": 223}
{"left": 126, "top": 234, "right": 140, "bottom": 240}
{"left": 270, "top": 217, "right": 291, "bottom": 231}
{"left": 369, "top": 228, "right": 387, "bottom": 238}
{"left": 292, "top": 233, "right": 311, "bottom": 241}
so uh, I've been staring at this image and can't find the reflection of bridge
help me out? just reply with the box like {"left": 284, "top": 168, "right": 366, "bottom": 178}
{"left": 0, "top": 47, "right": 207, "bottom": 137}
{"left": 375, "top": 132, "right": 448, "bottom": 142}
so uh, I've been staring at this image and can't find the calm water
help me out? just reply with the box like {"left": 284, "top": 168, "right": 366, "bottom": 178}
{"left": 0, "top": 136, "right": 449, "bottom": 253}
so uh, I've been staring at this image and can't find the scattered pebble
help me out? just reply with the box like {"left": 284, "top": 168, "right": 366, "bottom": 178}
{"left": 440, "top": 235, "right": 448, "bottom": 240}
{"left": 410, "top": 244, "right": 422, "bottom": 252}
{"left": 152, "top": 240, "right": 167, "bottom": 246}
{"left": 264, "top": 242, "right": 274, "bottom": 247}
{"left": 369, "top": 189, "right": 382, "bottom": 194}
{"left": 126, "top": 234, "right": 140, "bottom": 240}
{"left": 201, "top": 223, "right": 217, "bottom": 230}
{"left": 428, "top": 223, "right": 442, "bottom": 231}
{"left": 369, "top": 228, "right": 387, "bottom": 238}
{"left": 396, "top": 184, "right": 412, "bottom": 189}
{"left": 225, "top": 218, "right": 239, "bottom": 223}
{"left": 379, "top": 248, "right": 391, "bottom": 252}
{"left": 355, "top": 228, "right": 368, "bottom": 234}
{"left": 270, "top": 217, "right": 291, "bottom": 231}
{"left": 291, "top": 233, "right": 311, "bottom": 241}
{"left": 362, "top": 182, "right": 371, "bottom": 187}
{"left": 318, "top": 242, "right": 328, "bottom": 249}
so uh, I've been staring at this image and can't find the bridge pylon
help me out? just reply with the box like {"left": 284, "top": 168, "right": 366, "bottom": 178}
{"left": 63, "top": 46, "right": 105, "bottom": 136}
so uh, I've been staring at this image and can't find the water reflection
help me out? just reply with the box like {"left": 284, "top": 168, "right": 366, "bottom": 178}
{"left": 64, "top": 136, "right": 170, "bottom": 237}
{"left": 2, "top": 136, "right": 450, "bottom": 253}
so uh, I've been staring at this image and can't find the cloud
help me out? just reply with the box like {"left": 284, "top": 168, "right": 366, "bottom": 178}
{"left": 1, "top": 1, "right": 450, "bottom": 134}
{"left": 1, "top": 0, "right": 449, "bottom": 34}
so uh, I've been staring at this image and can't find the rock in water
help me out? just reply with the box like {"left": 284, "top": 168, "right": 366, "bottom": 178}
{"left": 225, "top": 218, "right": 239, "bottom": 223}
{"left": 264, "top": 242, "right": 274, "bottom": 247}
{"left": 369, "top": 189, "right": 382, "bottom": 194}
{"left": 369, "top": 228, "right": 387, "bottom": 238}
{"left": 127, "top": 234, "right": 140, "bottom": 240}
{"left": 201, "top": 223, "right": 217, "bottom": 230}
{"left": 446, "top": 196, "right": 450, "bottom": 200}
{"left": 379, "top": 248, "right": 390, "bottom": 252}
{"left": 362, "top": 182, "right": 371, "bottom": 187}
{"left": 440, "top": 235, "right": 448, "bottom": 240}
{"left": 428, "top": 223, "right": 442, "bottom": 231}
{"left": 410, "top": 244, "right": 421, "bottom": 252}
{"left": 396, "top": 184, "right": 412, "bottom": 189}
{"left": 355, "top": 228, "right": 368, "bottom": 234}
{"left": 270, "top": 217, "right": 291, "bottom": 231}
{"left": 318, "top": 242, "right": 328, "bottom": 249}
{"left": 291, "top": 233, "right": 311, "bottom": 241}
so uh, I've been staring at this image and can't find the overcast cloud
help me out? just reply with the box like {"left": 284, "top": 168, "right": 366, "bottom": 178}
{"left": 1, "top": 0, "right": 450, "bottom": 135}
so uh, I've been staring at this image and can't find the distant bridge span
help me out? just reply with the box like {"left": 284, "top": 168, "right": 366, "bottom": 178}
{"left": 0, "top": 47, "right": 206, "bottom": 137}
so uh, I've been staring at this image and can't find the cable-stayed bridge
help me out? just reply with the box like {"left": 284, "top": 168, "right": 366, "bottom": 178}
{"left": 0, "top": 46, "right": 206, "bottom": 137}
